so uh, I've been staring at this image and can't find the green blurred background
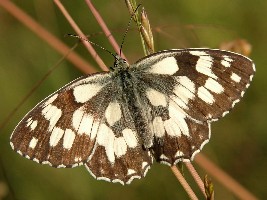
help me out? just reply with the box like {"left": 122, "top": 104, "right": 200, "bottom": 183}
{"left": 0, "top": 0, "right": 266, "bottom": 199}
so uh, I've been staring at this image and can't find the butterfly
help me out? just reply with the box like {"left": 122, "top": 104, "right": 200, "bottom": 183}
{"left": 10, "top": 48, "right": 255, "bottom": 185}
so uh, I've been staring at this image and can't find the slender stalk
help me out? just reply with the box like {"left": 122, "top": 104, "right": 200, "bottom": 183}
{"left": 185, "top": 162, "right": 206, "bottom": 198}
{"left": 170, "top": 166, "right": 198, "bottom": 200}
{"left": 0, "top": 0, "right": 94, "bottom": 74}
{"left": 85, "top": 0, "right": 126, "bottom": 60}
{"left": 54, "top": 0, "right": 108, "bottom": 71}
{"left": 0, "top": 44, "right": 78, "bottom": 131}
{"left": 195, "top": 153, "right": 259, "bottom": 200}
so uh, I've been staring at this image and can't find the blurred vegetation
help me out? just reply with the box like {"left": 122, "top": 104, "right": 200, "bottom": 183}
{"left": 0, "top": 0, "right": 266, "bottom": 199}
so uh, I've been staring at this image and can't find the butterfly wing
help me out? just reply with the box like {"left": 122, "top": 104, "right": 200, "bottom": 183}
{"left": 10, "top": 72, "right": 111, "bottom": 167}
{"left": 10, "top": 72, "right": 152, "bottom": 184}
{"left": 10, "top": 48, "right": 255, "bottom": 183}
{"left": 131, "top": 48, "right": 255, "bottom": 164}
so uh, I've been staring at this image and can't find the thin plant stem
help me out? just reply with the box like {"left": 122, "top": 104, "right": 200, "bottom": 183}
{"left": 170, "top": 166, "right": 198, "bottom": 200}
{"left": 0, "top": 44, "right": 78, "bottom": 131}
{"left": 195, "top": 153, "right": 259, "bottom": 200}
{"left": 0, "top": 0, "right": 94, "bottom": 74}
{"left": 185, "top": 162, "right": 206, "bottom": 198}
{"left": 85, "top": 0, "right": 127, "bottom": 60}
{"left": 54, "top": 0, "right": 108, "bottom": 71}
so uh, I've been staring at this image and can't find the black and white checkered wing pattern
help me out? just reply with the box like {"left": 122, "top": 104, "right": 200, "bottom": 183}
{"left": 131, "top": 48, "right": 255, "bottom": 164}
{"left": 10, "top": 48, "right": 255, "bottom": 184}
{"left": 10, "top": 72, "right": 152, "bottom": 184}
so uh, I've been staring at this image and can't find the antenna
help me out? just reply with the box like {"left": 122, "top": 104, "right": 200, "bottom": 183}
{"left": 66, "top": 34, "right": 118, "bottom": 60}
{"left": 67, "top": 5, "right": 141, "bottom": 63}
{"left": 119, "top": 4, "right": 142, "bottom": 56}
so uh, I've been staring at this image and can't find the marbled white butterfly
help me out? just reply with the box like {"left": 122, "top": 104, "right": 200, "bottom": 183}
{"left": 10, "top": 48, "right": 255, "bottom": 184}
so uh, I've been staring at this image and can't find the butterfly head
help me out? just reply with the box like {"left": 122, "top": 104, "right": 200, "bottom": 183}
{"left": 110, "top": 55, "right": 129, "bottom": 71}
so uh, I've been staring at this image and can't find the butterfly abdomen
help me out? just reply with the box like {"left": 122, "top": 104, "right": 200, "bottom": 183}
{"left": 115, "top": 70, "right": 154, "bottom": 149}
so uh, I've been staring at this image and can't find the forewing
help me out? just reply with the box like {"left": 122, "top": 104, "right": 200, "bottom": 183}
{"left": 10, "top": 72, "right": 112, "bottom": 167}
{"left": 133, "top": 48, "right": 255, "bottom": 121}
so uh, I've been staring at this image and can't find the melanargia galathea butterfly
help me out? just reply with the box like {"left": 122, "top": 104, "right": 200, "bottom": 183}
{"left": 10, "top": 48, "right": 255, "bottom": 185}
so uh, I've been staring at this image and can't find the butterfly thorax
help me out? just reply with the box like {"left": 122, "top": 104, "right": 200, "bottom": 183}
{"left": 111, "top": 55, "right": 130, "bottom": 72}
{"left": 111, "top": 62, "right": 154, "bottom": 149}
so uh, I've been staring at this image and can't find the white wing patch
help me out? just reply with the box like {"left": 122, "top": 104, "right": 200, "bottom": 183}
{"left": 146, "top": 88, "right": 167, "bottom": 107}
{"left": 63, "top": 129, "right": 76, "bottom": 150}
{"left": 122, "top": 128, "right": 138, "bottom": 148}
{"left": 204, "top": 78, "right": 224, "bottom": 94}
{"left": 164, "top": 101, "right": 190, "bottom": 137}
{"left": 29, "top": 137, "right": 38, "bottom": 149}
{"left": 26, "top": 118, "right": 38, "bottom": 131}
{"left": 197, "top": 86, "right": 215, "bottom": 104}
{"left": 146, "top": 57, "right": 178, "bottom": 75}
{"left": 49, "top": 127, "right": 64, "bottom": 147}
{"left": 164, "top": 118, "right": 182, "bottom": 137}
{"left": 30, "top": 120, "right": 38, "bottom": 131}
{"left": 78, "top": 114, "right": 94, "bottom": 136}
{"left": 105, "top": 101, "right": 122, "bottom": 126}
{"left": 42, "top": 94, "right": 58, "bottom": 107}
{"left": 97, "top": 124, "right": 115, "bottom": 163}
{"left": 152, "top": 117, "right": 165, "bottom": 138}
{"left": 168, "top": 102, "right": 189, "bottom": 137}
{"left": 42, "top": 105, "right": 62, "bottom": 131}
{"left": 173, "top": 76, "right": 196, "bottom": 105}
{"left": 73, "top": 83, "right": 104, "bottom": 103}
{"left": 221, "top": 55, "right": 233, "bottom": 68}
{"left": 90, "top": 120, "right": 100, "bottom": 139}
{"left": 72, "top": 107, "right": 84, "bottom": 131}
{"left": 231, "top": 72, "right": 241, "bottom": 83}
{"left": 113, "top": 137, "right": 127, "bottom": 157}
{"left": 127, "top": 169, "right": 136, "bottom": 176}
{"left": 72, "top": 106, "right": 94, "bottom": 136}
{"left": 190, "top": 51, "right": 218, "bottom": 80}
{"left": 96, "top": 124, "right": 139, "bottom": 163}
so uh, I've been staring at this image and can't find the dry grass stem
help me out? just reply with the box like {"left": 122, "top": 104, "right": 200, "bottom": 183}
{"left": 140, "top": 8, "right": 154, "bottom": 53}
{"left": 0, "top": 44, "right": 78, "bottom": 131}
{"left": 170, "top": 166, "right": 198, "bottom": 200}
{"left": 54, "top": 0, "right": 108, "bottom": 71}
{"left": 85, "top": 0, "right": 126, "bottom": 60}
{"left": 195, "top": 153, "right": 258, "bottom": 200}
{"left": 185, "top": 162, "right": 206, "bottom": 198}
{"left": 0, "top": 0, "right": 94, "bottom": 74}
